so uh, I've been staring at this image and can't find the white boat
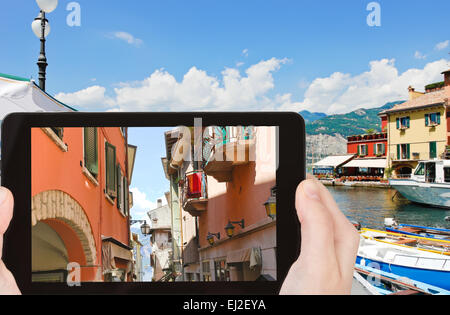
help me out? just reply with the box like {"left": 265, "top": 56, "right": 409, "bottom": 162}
{"left": 389, "top": 160, "right": 450, "bottom": 209}
{"left": 357, "top": 236, "right": 450, "bottom": 290}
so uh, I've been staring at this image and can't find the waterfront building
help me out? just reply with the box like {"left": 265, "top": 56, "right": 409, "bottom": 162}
{"left": 31, "top": 127, "right": 137, "bottom": 282}
{"left": 343, "top": 132, "right": 387, "bottom": 179}
{"left": 379, "top": 69, "right": 450, "bottom": 176}
{"left": 148, "top": 198, "right": 174, "bottom": 281}
{"left": 163, "top": 126, "right": 277, "bottom": 281}
{"left": 312, "top": 154, "right": 355, "bottom": 178}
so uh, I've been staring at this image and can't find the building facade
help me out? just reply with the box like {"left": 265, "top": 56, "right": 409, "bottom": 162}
{"left": 163, "top": 126, "right": 277, "bottom": 282}
{"left": 148, "top": 198, "right": 174, "bottom": 281}
{"left": 380, "top": 69, "right": 450, "bottom": 176}
{"left": 31, "top": 127, "right": 136, "bottom": 282}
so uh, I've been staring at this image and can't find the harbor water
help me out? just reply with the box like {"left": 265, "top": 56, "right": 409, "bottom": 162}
{"left": 327, "top": 186, "right": 450, "bottom": 230}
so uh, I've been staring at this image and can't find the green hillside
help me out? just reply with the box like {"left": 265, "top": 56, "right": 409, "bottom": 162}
{"left": 305, "top": 101, "right": 405, "bottom": 137}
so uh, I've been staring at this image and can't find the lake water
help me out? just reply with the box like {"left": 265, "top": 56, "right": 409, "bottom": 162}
{"left": 327, "top": 186, "right": 450, "bottom": 230}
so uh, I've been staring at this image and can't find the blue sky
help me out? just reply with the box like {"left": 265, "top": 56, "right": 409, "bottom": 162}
{"left": 1, "top": 1, "right": 449, "bottom": 114}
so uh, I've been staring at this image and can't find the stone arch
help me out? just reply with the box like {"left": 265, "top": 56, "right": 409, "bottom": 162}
{"left": 32, "top": 190, "right": 97, "bottom": 265}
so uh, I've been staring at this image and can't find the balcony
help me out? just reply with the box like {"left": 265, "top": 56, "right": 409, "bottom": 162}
{"left": 203, "top": 127, "right": 256, "bottom": 182}
{"left": 181, "top": 171, "right": 208, "bottom": 216}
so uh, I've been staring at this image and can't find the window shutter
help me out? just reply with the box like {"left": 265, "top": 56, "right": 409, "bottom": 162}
{"left": 396, "top": 118, "right": 400, "bottom": 129}
{"left": 123, "top": 177, "right": 129, "bottom": 216}
{"left": 105, "top": 142, "right": 117, "bottom": 197}
{"left": 437, "top": 112, "right": 441, "bottom": 125}
{"left": 382, "top": 143, "right": 386, "bottom": 155}
{"left": 117, "top": 164, "right": 122, "bottom": 210}
{"left": 397, "top": 144, "right": 400, "bottom": 160}
{"left": 406, "top": 144, "right": 411, "bottom": 160}
{"left": 84, "top": 128, "right": 98, "bottom": 176}
{"left": 406, "top": 117, "right": 410, "bottom": 128}
{"left": 357, "top": 145, "right": 360, "bottom": 155}
{"left": 425, "top": 114, "right": 429, "bottom": 126}
{"left": 373, "top": 143, "right": 377, "bottom": 155}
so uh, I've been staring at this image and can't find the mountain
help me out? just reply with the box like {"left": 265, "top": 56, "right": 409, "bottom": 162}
{"left": 299, "top": 110, "right": 327, "bottom": 123}
{"left": 305, "top": 101, "right": 405, "bottom": 138}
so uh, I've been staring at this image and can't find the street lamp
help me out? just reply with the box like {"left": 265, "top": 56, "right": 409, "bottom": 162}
{"left": 224, "top": 219, "right": 245, "bottom": 238}
{"left": 130, "top": 220, "right": 151, "bottom": 236}
{"left": 264, "top": 187, "right": 277, "bottom": 220}
{"left": 206, "top": 232, "right": 220, "bottom": 246}
{"left": 31, "top": 0, "right": 58, "bottom": 91}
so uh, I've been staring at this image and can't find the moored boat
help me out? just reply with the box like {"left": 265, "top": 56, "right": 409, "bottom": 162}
{"left": 384, "top": 218, "right": 450, "bottom": 240}
{"left": 357, "top": 236, "right": 450, "bottom": 290}
{"left": 389, "top": 160, "right": 450, "bottom": 209}
{"left": 354, "top": 263, "right": 450, "bottom": 295}
{"left": 360, "top": 228, "right": 450, "bottom": 255}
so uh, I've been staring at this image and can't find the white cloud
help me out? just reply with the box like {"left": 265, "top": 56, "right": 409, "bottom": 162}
{"left": 129, "top": 187, "right": 166, "bottom": 221}
{"left": 242, "top": 48, "right": 249, "bottom": 57}
{"left": 55, "top": 85, "right": 115, "bottom": 108}
{"left": 55, "top": 57, "right": 449, "bottom": 115}
{"left": 414, "top": 51, "right": 427, "bottom": 60}
{"left": 279, "top": 58, "right": 448, "bottom": 114}
{"left": 110, "top": 31, "right": 143, "bottom": 47}
{"left": 435, "top": 40, "right": 449, "bottom": 51}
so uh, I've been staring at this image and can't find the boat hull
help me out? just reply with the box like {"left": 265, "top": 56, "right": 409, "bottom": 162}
{"left": 390, "top": 179, "right": 450, "bottom": 209}
{"left": 356, "top": 255, "right": 450, "bottom": 291}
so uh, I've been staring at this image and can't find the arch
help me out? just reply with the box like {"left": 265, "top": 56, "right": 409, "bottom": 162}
{"left": 32, "top": 190, "right": 97, "bottom": 265}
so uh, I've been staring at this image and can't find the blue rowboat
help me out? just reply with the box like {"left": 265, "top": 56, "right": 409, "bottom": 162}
{"left": 386, "top": 223, "right": 450, "bottom": 241}
{"left": 357, "top": 236, "right": 450, "bottom": 291}
{"left": 354, "top": 263, "right": 450, "bottom": 295}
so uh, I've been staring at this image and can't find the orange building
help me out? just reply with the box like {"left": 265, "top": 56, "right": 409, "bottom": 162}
{"left": 31, "top": 127, "right": 137, "bottom": 282}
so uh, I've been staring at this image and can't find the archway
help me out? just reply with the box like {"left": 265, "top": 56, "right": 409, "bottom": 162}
{"left": 32, "top": 190, "right": 97, "bottom": 281}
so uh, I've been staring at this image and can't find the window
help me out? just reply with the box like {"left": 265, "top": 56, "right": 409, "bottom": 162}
{"left": 414, "top": 163, "right": 425, "bottom": 176}
{"left": 202, "top": 261, "right": 211, "bottom": 281}
{"left": 396, "top": 116, "right": 410, "bottom": 129}
{"left": 214, "top": 259, "right": 230, "bottom": 281}
{"left": 425, "top": 113, "right": 441, "bottom": 126}
{"left": 444, "top": 167, "right": 450, "bottom": 183}
{"left": 358, "top": 144, "right": 368, "bottom": 156}
{"left": 84, "top": 128, "right": 98, "bottom": 177}
{"left": 397, "top": 144, "right": 410, "bottom": 160}
{"left": 105, "top": 142, "right": 117, "bottom": 198}
{"left": 429, "top": 142, "right": 437, "bottom": 159}
{"left": 375, "top": 143, "right": 385, "bottom": 156}
{"left": 123, "top": 176, "right": 129, "bottom": 216}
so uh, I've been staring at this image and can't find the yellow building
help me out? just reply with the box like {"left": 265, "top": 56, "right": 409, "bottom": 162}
{"left": 379, "top": 69, "right": 450, "bottom": 177}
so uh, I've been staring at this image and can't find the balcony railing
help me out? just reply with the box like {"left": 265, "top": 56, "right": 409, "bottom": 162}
{"left": 181, "top": 170, "right": 208, "bottom": 216}
{"left": 203, "top": 126, "right": 256, "bottom": 182}
{"left": 389, "top": 151, "right": 443, "bottom": 162}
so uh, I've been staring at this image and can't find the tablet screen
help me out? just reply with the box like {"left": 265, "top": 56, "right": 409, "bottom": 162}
{"left": 31, "top": 126, "right": 277, "bottom": 284}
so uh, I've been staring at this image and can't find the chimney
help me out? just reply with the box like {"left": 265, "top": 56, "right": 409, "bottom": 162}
{"left": 408, "top": 85, "right": 424, "bottom": 100}
{"left": 443, "top": 69, "right": 450, "bottom": 87}
{"left": 157, "top": 199, "right": 162, "bottom": 208}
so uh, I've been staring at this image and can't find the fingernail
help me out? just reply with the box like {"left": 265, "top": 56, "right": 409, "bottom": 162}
{"left": 0, "top": 187, "right": 8, "bottom": 205}
{"left": 302, "top": 180, "right": 320, "bottom": 201}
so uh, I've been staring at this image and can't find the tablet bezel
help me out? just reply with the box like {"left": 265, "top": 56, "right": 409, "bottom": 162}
{"left": 1, "top": 112, "right": 305, "bottom": 295}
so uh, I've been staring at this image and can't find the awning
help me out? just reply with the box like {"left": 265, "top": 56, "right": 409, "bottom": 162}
{"left": 101, "top": 237, "right": 133, "bottom": 273}
{"left": 226, "top": 247, "right": 262, "bottom": 269}
{"left": 342, "top": 159, "right": 387, "bottom": 169}
{"left": 313, "top": 155, "right": 355, "bottom": 168}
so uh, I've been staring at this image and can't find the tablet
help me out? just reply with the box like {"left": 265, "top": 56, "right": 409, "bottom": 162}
{"left": 1, "top": 112, "right": 304, "bottom": 294}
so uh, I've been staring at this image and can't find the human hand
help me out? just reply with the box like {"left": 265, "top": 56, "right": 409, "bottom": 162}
{"left": 0, "top": 187, "right": 21, "bottom": 295}
{"left": 279, "top": 177, "right": 360, "bottom": 295}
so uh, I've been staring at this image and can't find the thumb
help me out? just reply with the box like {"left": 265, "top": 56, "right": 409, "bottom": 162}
{"left": 295, "top": 180, "right": 336, "bottom": 264}
{"left": 0, "top": 187, "right": 14, "bottom": 260}
{"left": 0, "top": 187, "right": 14, "bottom": 236}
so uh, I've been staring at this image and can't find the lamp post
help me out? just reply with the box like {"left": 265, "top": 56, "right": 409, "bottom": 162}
{"left": 31, "top": 0, "right": 58, "bottom": 91}
{"left": 264, "top": 187, "right": 277, "bottom": 220}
